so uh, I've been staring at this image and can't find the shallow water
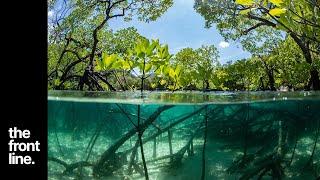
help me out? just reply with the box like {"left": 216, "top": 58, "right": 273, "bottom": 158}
{"left": 48, "top": 91, "right": 320, "bottom": 179}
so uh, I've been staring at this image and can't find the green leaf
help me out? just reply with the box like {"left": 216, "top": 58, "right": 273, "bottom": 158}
{"left": 269, "top": 0, "right": 283, "bottom": 7}
{"left": 145, "top": 63, "right": 152, "bottom": 72}
{"left": 239, "top": 9, "right": 251, "bottom": 15}
{"left": 146, "top": 39, "right": 158, "bottom": 55}
{"left": 167, "top": 85, "right": 176, "bottom": 90}
{"left": 122, "top": 60, "right": 133, "bottom": 70}
{"left": 269, "top": 8, "right": 286, "bottom": 16}
{"left": 57, "top": 71, "right": 63, "bottom": 77}
{"left": 160, "top": 79, "right": 167, "bottom": 85}
{"left": 134, "top": 45, "right": 141, "bottom": 55}
{"left": 95, "top": 60, "right": 103, "bottom": 71}
{"left": 112, "top": 60, "right": 123, "bottom": 69}
{"left": 138, "top": 52, "right": 145, "bottom": 58}
{"left": 102, "top": 53, "right": 118, "bottom": 69}
{"left": 151, "top": 83, "right": 157, "bottom": 88}
{"left": 175, "top": 65, "right": 182, "bottom": 76}
{"left": 235, "top": 0, "right": 254, "bottom": 6}
{"left": 138, "top": 63, "right": 144, "bottom": 71}
{"left": 163, "top": 66, "right": 170, "bottom": 74}
{"left": 54, "top": 79, "right": 60, "bottom": 86}
{"left": 169, "top": 68, "right": 176, "bottom": 79}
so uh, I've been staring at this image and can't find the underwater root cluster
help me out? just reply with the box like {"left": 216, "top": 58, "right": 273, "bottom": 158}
{"left": 48, "top": 102, "right": 320, "bottom": 179}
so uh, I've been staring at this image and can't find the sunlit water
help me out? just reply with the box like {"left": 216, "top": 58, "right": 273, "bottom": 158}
{"left": 48, "top": 91, "right": 320, "bottom": 179}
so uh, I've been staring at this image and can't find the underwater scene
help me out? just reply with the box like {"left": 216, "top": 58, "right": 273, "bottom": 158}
{"left": 48, "top": 91, "right": 320, "bottom": 180}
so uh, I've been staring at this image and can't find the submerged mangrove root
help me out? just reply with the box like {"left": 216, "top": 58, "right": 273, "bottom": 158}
{"left": 122, "top": 106, "right": 206, "bottom": 156}
{"left": 153, "top": 138, "right": 157, "bottom": 159}
{"left": 238, "top": 153, "right": 284, "bottom": 180}
{"left": 304, "top": 121, "right": 320, "bottom": 169}
{"left": 54, "top": 126, "right": 64, "bottom": 157}
{"left": 120, "top": 106, "right": 206, "bottom": 176}
{"left": 137, "top": 104, "right": 149, "bottom": 180}
{"left": 288, "top": 134, "right": 298, "bottom": 167}
{"left": 170, "top": 123, "right": 202, "bottom": 167}
{"left": 190, "top": 140, "right": 194, "bottom": 156}
{"left": 277, "top": 120, "right": 286, "bottom": 157}
{"left": 85, "top": 122, "right": 103, "bottom": 162}
{"left": 138, "top": 131, "right": 149, "bottom": 180}
{"left": 50, "top": 99, "right": 320, "bottom": 179}
{"left": 127, "top": 139, "right": 139, "bottom": 175}
{"left": 168, "top": 130, "right": 173, "bottom": 161}
{"left": 125, "top": 105, "right": 204, "bottom": 179}
{"left": 201, "top": 105, "right": 208, "bottom": 180}
{"left": 137, "top": 123, "right": 202, "bottom": 167}
{"left": 224, "top": 109, "right": 295, "bottom": 179}
{"left": 48, "top": 156, "right": 93, "bottom": 174}
{"left": 243, "top": 103, "right": 249, "bottom": 158}
{"left": 133, "top": 163, "right": 144, "bottom": 176}
{"left": 92, "top": 105, "right": 173, "bottom": 177}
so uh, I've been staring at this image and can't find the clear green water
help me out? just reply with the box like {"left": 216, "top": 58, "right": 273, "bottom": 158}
{"left": 48, "top": 91, "right": 320, "bottom": 179}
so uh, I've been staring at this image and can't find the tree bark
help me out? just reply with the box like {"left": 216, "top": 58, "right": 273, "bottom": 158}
{"left": 289, "top": 33, "right": 320, "bottom": 90}
{"left": 309, "top": 69, "right": 320, "bottom": 90}
{"left": 205, "top": 79, "right": 210, "bottom": 91}
{"left": 260, "top": 56, "right": 276, "bottom": 91}
{"left": 267, "top": 71, "right": 276, "bottom": 91}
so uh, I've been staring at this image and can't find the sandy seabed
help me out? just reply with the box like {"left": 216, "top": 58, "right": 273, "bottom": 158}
{"left": 48, "top": 132, "right": 319, "bottom": 180}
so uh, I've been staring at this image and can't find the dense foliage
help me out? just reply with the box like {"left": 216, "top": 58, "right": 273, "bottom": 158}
{"left": 195, "top": 0, "right": 320, "bottom": 90}
{"left": 48, "top": 0, "right": 320, "bottom": 91}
